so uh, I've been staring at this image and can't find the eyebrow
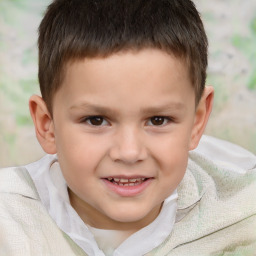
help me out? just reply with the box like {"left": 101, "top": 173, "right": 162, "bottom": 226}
{"left": 70, "top": 103, "right": 118, "bottom": 116}
{"left": 69, "top": 101, "right": 186, "bottom": 116}
{"left": 140, "top": 102, "right": 186, "bottom": 115}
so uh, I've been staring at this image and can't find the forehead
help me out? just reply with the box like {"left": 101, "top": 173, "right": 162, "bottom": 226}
{"left": 54, "top": 48, "right": 194, "bottom": 111}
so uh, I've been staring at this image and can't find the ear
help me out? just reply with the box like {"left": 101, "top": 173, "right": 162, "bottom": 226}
{"left": 29, "top": 95, "right": 57, "bottom": 154}
{"left": 189, "top": 86, "right": 214, "bottom": 150}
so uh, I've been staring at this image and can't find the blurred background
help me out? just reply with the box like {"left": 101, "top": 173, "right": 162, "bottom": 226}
{"left": 0, "top": 0, "right": 256, "bottom": 167}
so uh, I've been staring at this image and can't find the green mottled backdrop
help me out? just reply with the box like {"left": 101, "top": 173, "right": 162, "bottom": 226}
{"left": 0, "top": 0, "right": 256, "bottom": 167}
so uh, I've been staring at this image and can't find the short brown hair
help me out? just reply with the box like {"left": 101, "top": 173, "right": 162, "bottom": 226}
{"left": 38, "top": 0, "right": 208, "bottom": 115}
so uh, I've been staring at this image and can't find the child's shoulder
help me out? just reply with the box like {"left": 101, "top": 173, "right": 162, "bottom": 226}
{"left": 0, "top": 165, "right": 42, "bottom": 232}
{"left": 0, "top": 163, "right": 87, "bottom": 256}
{"left": 0, "top": 165, "right": 38, "bottom": 198}
{"left": 184, "top": 135, "right": 256, "bottom": 219}
{"left": 181, "top": 135, "right": 256, "bottom": 199}
{"left": 194, "top": 135, "right": 256, "bottom": 171}
{"left": 187, "top": 135, "right": 256, "bottom": 208}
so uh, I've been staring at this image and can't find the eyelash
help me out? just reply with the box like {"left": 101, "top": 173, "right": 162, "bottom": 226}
{"left": 81, "top": 116, "right": 109, "bottom": 126}
{"left": 146, "top": 116, "right": 172, "bottom": 126}
{"left": 81, "top": 116, "right": 173, "bottom": 127}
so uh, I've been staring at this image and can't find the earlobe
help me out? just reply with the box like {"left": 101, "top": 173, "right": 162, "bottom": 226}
{"left": 189, "top": 86, "right": 214, "bottom": 150}
{"left": 29, "top": 95, "right": 57, "bottom": 154}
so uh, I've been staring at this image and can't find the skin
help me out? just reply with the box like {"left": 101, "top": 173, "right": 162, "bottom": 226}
{"left": 29, "top": 48, "right": 213, "bottom": 233}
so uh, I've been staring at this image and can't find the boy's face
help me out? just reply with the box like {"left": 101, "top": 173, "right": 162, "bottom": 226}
{"left": 31, "top": 49, "right": 213, "bottom": 231}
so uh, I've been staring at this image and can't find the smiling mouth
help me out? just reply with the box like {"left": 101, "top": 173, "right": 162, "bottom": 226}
{"left": 105, "top": 177, "right": 149, "bottom": 186}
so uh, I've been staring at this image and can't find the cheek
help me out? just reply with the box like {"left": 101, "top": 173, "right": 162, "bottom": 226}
{"left": 57, "top": 141, "right": 101, "bottom": 202}
{"left": 55, "top": 130, "right": 109, "bottom": 182}
{"left": 56, "top": 127, "right": 107, "bottom": 159}
{"left": 152, "top": 133, "right": 190, "bottom": 164}
{"left": 158, "top": 152, "right": 188, "bottom": 201}
{"left": 151, "top": 135, "right": 189, "bottom": 184}
{"left": 160, "top": 150, "right": 188, "bottom": 184}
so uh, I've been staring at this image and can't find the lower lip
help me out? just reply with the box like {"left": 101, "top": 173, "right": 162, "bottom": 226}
{"left": 102, "top": 178, "right": 153, "bottom": 197}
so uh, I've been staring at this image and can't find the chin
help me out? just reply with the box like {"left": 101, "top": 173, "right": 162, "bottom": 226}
{"left": 112, "top": 213, "right": 144, "bottom": 223}
{"left": 106, "top": 206, "right": 158, "bottom": 226}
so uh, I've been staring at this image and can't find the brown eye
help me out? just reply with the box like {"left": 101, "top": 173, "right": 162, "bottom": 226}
{"left": 148, "top": 116, "right": 169, "bottom": 126}
{"left": 85, "top": 116, "right": 107, "bottom": 126}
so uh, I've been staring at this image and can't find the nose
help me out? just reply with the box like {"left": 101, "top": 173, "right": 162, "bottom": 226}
{"left": 109, "top": 126, "right": 147, "bottom": 164}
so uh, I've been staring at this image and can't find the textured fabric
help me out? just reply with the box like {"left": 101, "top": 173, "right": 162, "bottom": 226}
{"left": 0, "top": 136, "right": 256, "bottom": 256}
{"left": 0, "top": 167, "right": 86, "bottom": 256}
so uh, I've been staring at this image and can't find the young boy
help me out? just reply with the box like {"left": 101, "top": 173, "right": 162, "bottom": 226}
{"left": 1, "top": 0, "right": 256, "bottom": 255}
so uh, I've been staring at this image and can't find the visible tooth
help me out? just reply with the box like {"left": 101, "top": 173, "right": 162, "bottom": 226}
{"left": 124, "top": 184, "right": 129, "bottom": 186}
{"left": 119, "top": 183, "right": 124, "bottom": 186}
{"left": 129, "top": 183, "right": 136, "bottom": 186}
{"left": 111, "top": 177, "right": 147, "bottom": 184}
{"left": 120, "top": 178, "right": 129, "bottom": 183}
